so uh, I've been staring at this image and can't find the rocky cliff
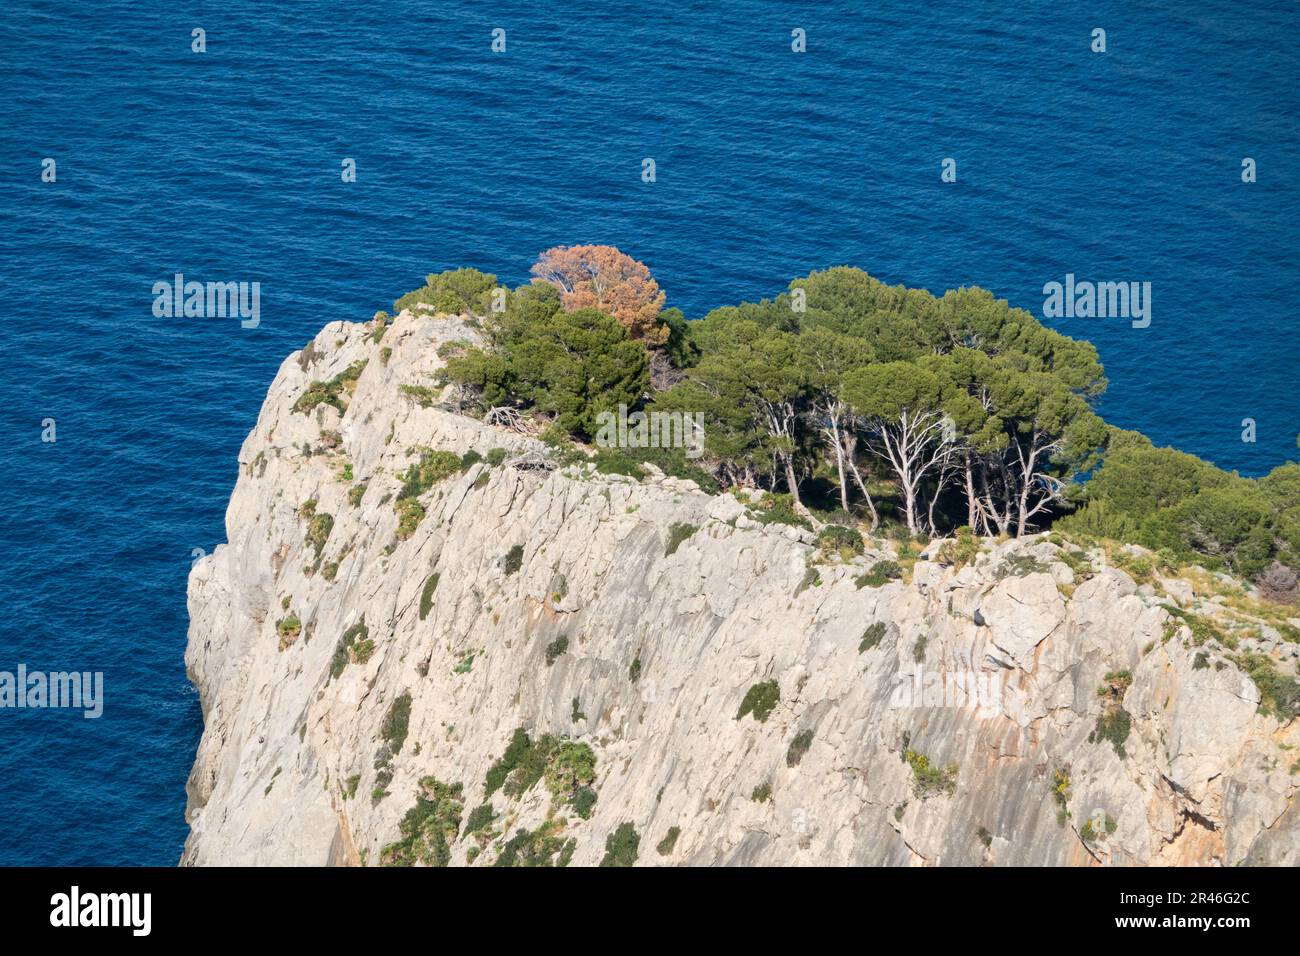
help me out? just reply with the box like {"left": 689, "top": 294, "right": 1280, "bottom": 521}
{"left": 183, "top": 309, "right": 1300, "bottom": 866}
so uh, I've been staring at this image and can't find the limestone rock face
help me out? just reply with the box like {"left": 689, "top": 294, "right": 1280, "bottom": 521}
{"left": 182, "top": 310, "right": 1300, "bottom": 867}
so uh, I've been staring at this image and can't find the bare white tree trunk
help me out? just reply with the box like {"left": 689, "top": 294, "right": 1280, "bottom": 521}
{"left": 844, "top": 437, "right": 879, "bottom": 531}
{"left": 869, "top": 409, "right": 953, "bottom": 536}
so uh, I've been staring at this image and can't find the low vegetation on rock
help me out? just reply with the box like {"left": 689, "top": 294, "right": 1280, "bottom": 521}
{"left": 736, "top": 680, "right": 780, "bottom": 723}
{"left": 380, "top": 776, "right": 464, "bottom": 867}
{"left": 599, "top": 822, "right": 640, "bottom": 867}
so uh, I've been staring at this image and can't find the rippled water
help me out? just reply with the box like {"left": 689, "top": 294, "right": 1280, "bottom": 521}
{"left": 1, "top": 0, "right": 1295, "bottom": 864}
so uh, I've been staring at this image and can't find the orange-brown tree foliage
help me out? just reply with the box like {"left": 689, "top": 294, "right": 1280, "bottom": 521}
{"left": 531, "top": 245, "right": 668, "bottom": 344}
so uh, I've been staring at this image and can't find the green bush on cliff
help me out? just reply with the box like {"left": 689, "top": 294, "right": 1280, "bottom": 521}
{"left": 599, "top": 823, "right": 640, "bottom": 867}
{"left": 418, "top": 572, "right": 440, "bottom": 620}
{"left": 1230, "top": 652, "right": 1300, "bottom": 721}
{"left": 382, "top": 693, "right": 412, "bottom": 754}
{"left": 394, "top": 267, "right": 498, "bottom": 316}
{"left": 736, "top": 680, "right": 780, "bottom": 723}
{"left": 494, "top": 822, "right": 572, "bottom": 868}
{"left": 1060, "top": 429, "right": 1290, "bottom": 579}
{"left": 380, "top": 776, "right": 464, "bottom": 867}
{"left": 464, "top": 802, "right": 494, "bottom": 835}
{"left": 656, "top": 826, "right": 681, "bottom": 856}
{"left": 665, "top": 522, "right": 698, "bottom": 556}
{"left": 904, "top": 749, "right": 958, "bottom": 798}
{"left": 543, "top": 741, "right": 596, "bottom": 800}
{"left": 859, "top": 621, "right": 887, "bottom": 652}
{"left": 545, "top": 636, "right": 569, "bottom": 665}
{"left": 276, "top": 613, "right": 301, "bottom": 648}
{"left": 815, "top": 524, "right": 864, "bottom": 560}
{"left": 293, "top": 360, "right": 367, "bottom": 415}
{"left": 391, "top": 448, "right": 461, "bottom": 539}
{"left": 786, "top": 729, "right": 814, "bottom": 767}
{"left": 485, "top": 728, "right": 558, "bottom": 799}
{"left": 330, "top": 618, "right": 372, "bottom": 678}
{"left": 856, "top": 561, "right": 902, "bottom": 588}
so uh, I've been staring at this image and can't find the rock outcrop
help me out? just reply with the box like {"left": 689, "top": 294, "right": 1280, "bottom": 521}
{"left": 183, "top": 309, "right": 1300, "bottom": 866}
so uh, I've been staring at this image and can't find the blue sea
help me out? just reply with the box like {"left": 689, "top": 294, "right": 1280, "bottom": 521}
{"left": 2, "top": 0, "right": 1297, "bottom": 865}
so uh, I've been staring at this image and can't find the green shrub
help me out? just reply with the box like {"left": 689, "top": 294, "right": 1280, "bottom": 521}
{"left": 503, "top": 544, "right": 524, "bottom": 575}
{"left": 276, "top": 613, "right": 301, "bottom": 647}
{"left": 630, "top": 444, "right": 721, "bottom": 494}
{"left": 418, "top": 572, "right": 440, "bottom": 620}
{"left": 464, "top": 802, "right": 494, "bottom": 835}
{"left": 593, "top": 448, "right": 644, "bottom": 480}
{"left": 379, "top": 776, "right": 464, "bottom": 867}
{"left": 995, "top": 553, "right": 1050, "bottom": 579}
{"left": 494, "top": 822, "right": 571, "bottom": 868}
{"left": 382, "top": 693, "right": 412, "bottom": 753}
{"left": 656, "top": 826, "right": 681, "bottom": 856}
{"left": 348, "top": 483, "right": 367, "bottom": 507}
{"left": 556, "top": 840, "right": 577, "bottom": 867}
{"left": 1113, "top": 550, "right": 1155, "bottom": 584}
{"left": 750, "top": 782, "right": 772, "bottom": 803}
{"left": 1050, "top": 767, "right": 1072, "bottom": 825}
{"left": 816, "top": 524, "right": 865, "bottom": 560}
{"left": 1163, "top": 606, "right": 1232, "bottom": 648}
{"left": 306, "top": 512, "right": 334, "bottom": 558}
{"left": 599, "top": 823, "right": 640, "bottom": 867}
{"left": 795, "top": 565, "right": 821, "bottom": 595}
{"left": 749, "top": 493, "right": 811, "bottom": 530}
{"left": 486, "top": 447, "right": 508, "bottom": 466}
{"left": 912, "top": 635, "right": 928, "bottom": 663}
{"left": 543, "top": 741, "right": 596, "bottom": 800}
{"left": 629, "top": 657, "right": 642, "bottom": 682}
{"left": 1054, "top": 545, "right": 1095, "bottom": 580}
{"left": 786, "top": 729, "right": 814, "bottom": 767}
{"left": 736, "top": 680, "right": 780, "bottom": 723}
{"left": 571, "top": 787, "right": 598, "bottom": 820}
{"left": 1231, "top": 652, "right": 1300, "bottom": 721}
{"left": 293, "top": 360, "right": 367, "bottom": 414}
{"left": 904, "top": 749, "right": 958, "bottom": 798}
{"left": 859, "top": 621, "right": 886, "bottom": 653}
{"left": 485, "top": 728, "right": 560, "bottom": 799}
{"left": 1091, "top": 708, "right": 1132, "bottom": 758}
{"left": 330, "top": 618, "right": 372, "bottom": 678}
{"left": 394, "top": 498, "right": 425, "bottom": 540}
{"left": 398, "top": 384, "right": 439, "bottom": 407}
{"left": 948, "top": 526, "right": 980, "bottom": 567}
{"left": 856, "top": 560, "right": 902, "bottom": 588}
{"left": 665, "top": 522, "right": 699, "bottom": 557}
{"left": 393, "top": 267, "right": 498, "bottom": 316}
{"left": 398, "top": 448, "right": 461, "bottom": 499}
{"left": 545, "top": 636, "right": 569, "bottom": 666}
{"left": 389, "top": 448, "right": 461, "bottom": 539}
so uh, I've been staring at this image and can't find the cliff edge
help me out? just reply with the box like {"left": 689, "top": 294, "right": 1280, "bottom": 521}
{"left": 183, "top": 309, "right": 1300, "bottom": 866}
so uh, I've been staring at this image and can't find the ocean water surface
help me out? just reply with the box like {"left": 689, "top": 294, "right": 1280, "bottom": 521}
{"left": 2, "top": 0, "right": 1297, "bottom": 864}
